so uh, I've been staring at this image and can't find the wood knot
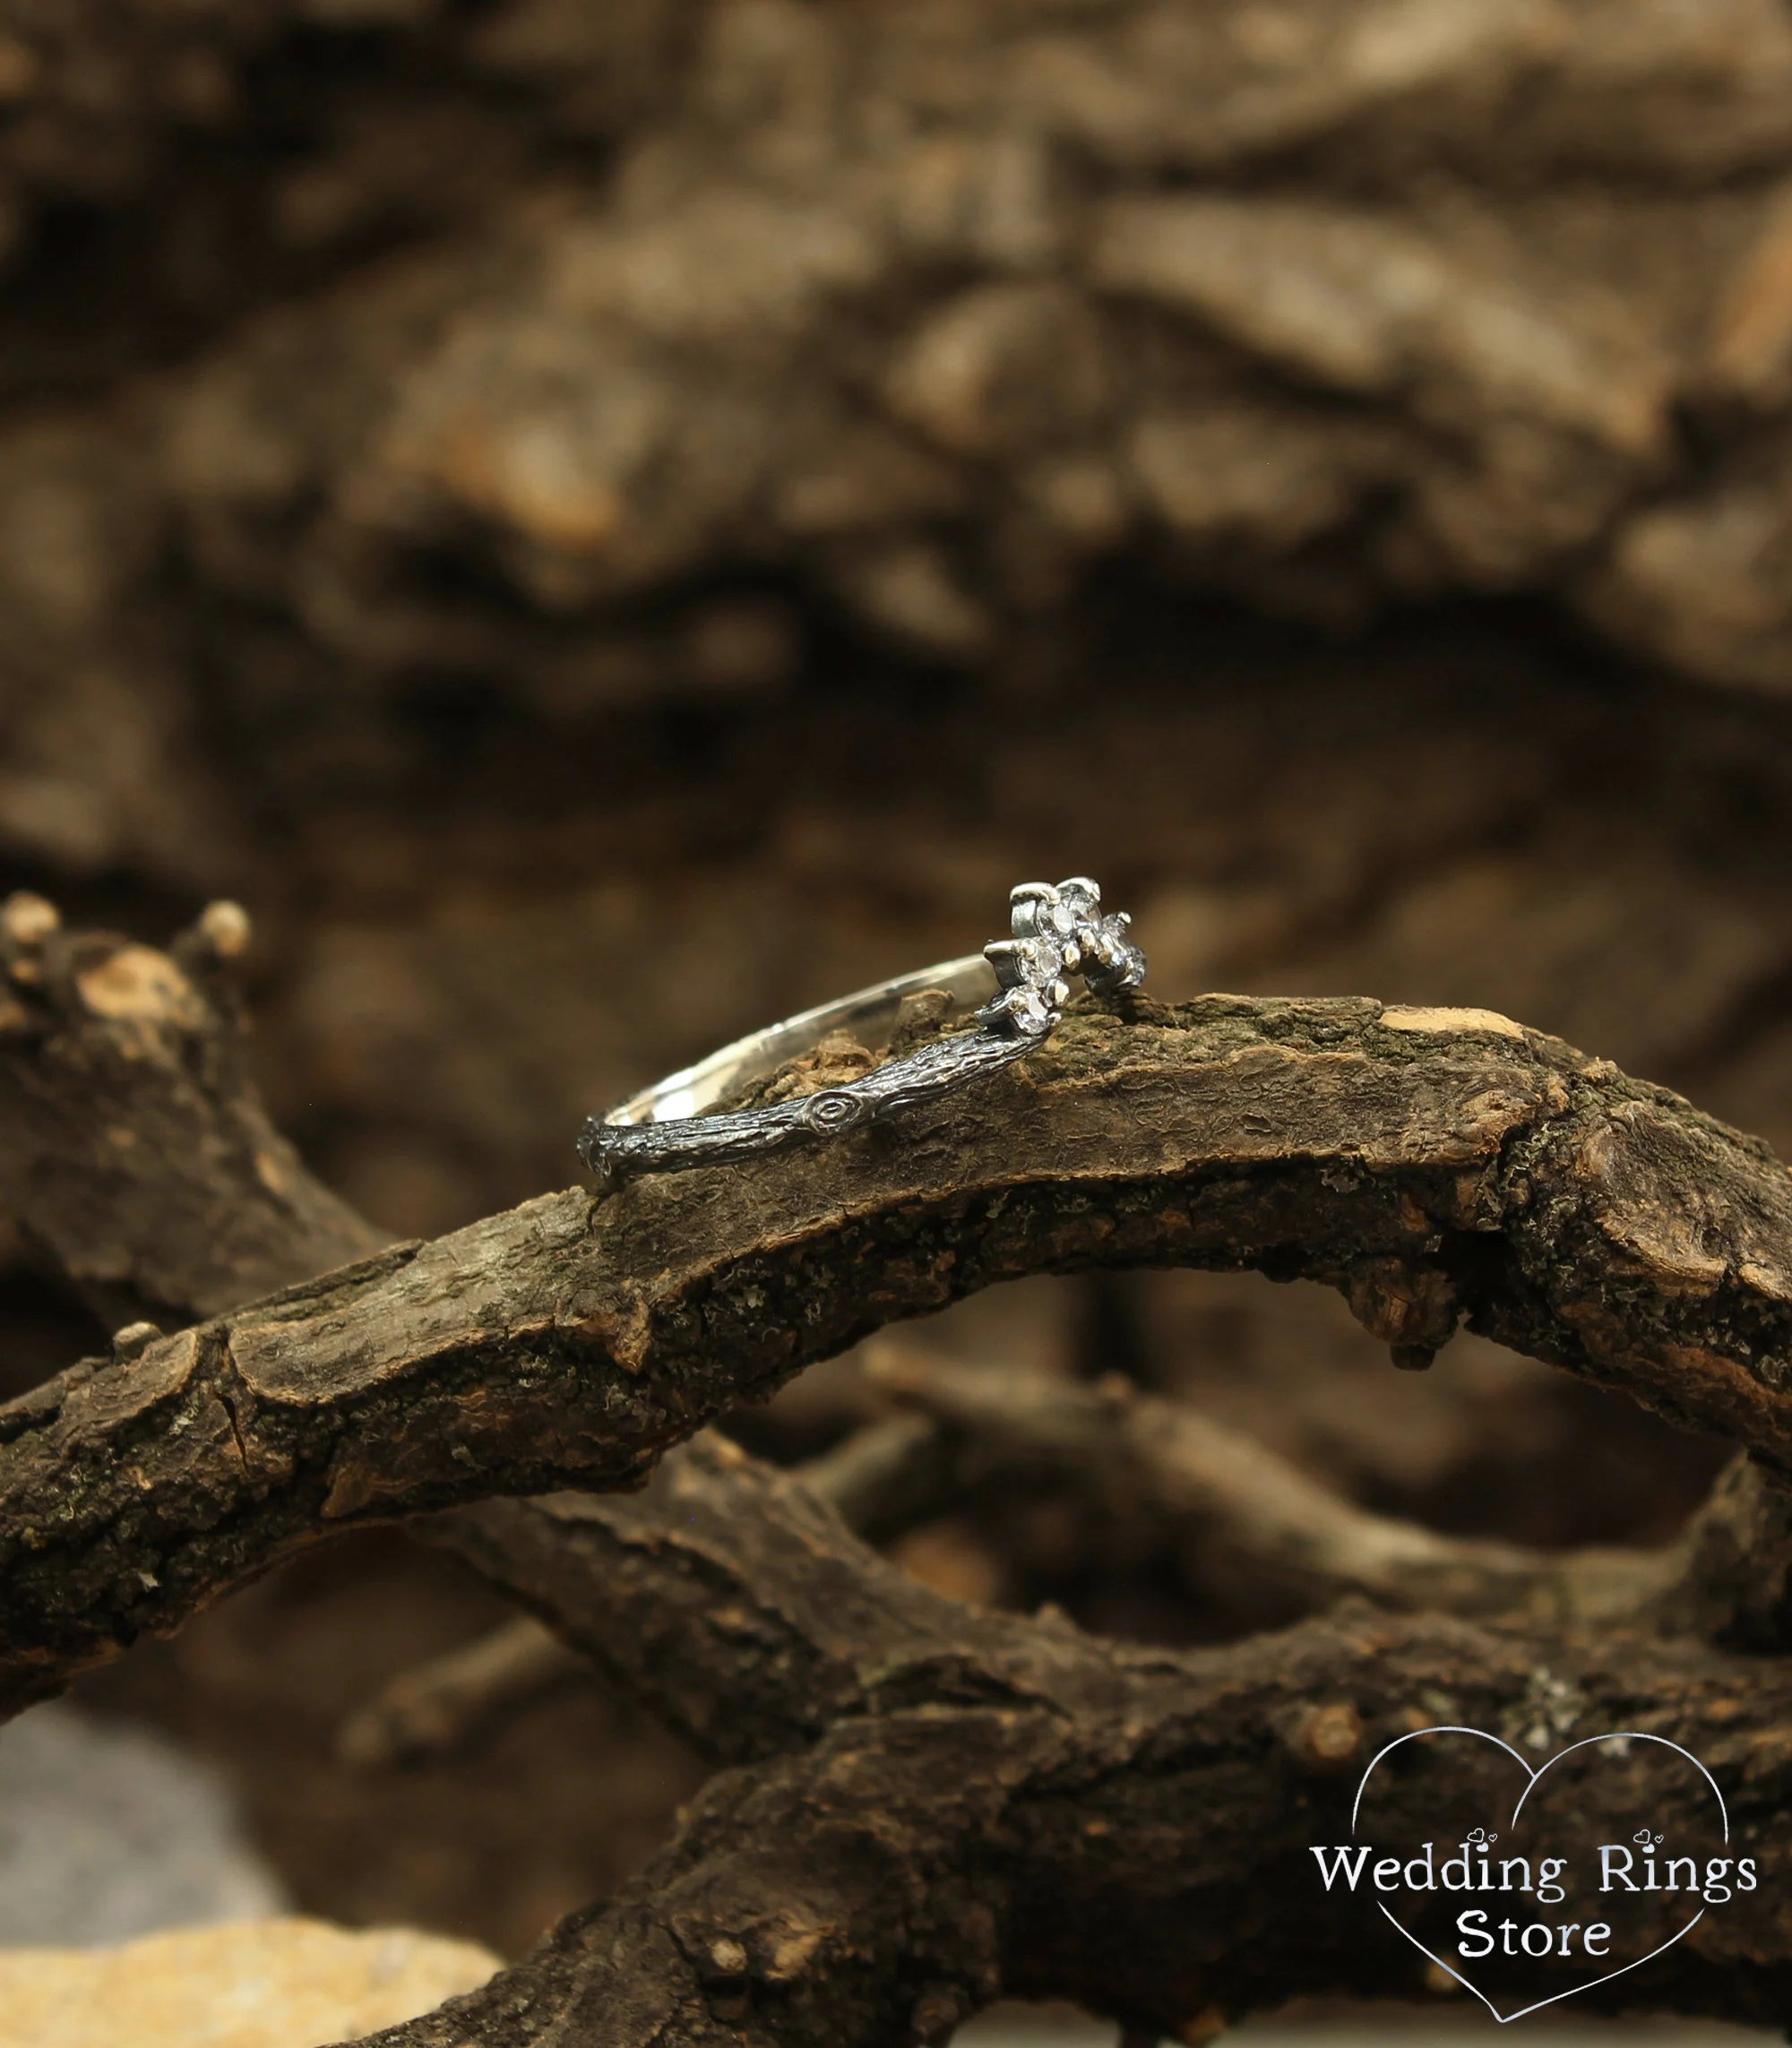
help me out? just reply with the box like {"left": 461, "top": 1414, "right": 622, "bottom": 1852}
{"left": 1, "top": 891, "right": 59, "bottom": 951}
{"left": 1345, "top": 1258, "right": 1460, "bottom": 1370}
{"left": 196, "top": 899, "right": 253, "bottom": 960}
{"left": 74, "top": 944, "right": 207, "bottom": 1031}
{"left": 704, "top": 1936, "right": 747, "bottom": 1977}
{"left": 1289, "top": 1699, "right": 1364, "bottom": 1770}
{"left": 171, "top": 899, "right": 254, "bottom": 985}
{"left": 697, "top": 1934, "right": 751, "bottom": 2021}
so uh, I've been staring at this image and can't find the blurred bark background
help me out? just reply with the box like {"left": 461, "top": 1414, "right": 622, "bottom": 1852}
{"left": 6, "top": 0, "right": 1792, "bottom": 2000}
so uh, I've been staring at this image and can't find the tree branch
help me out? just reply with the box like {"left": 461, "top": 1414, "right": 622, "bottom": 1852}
{"left": 338, "top": 1437, "right": 1792, "bottom": 2044}
{"left": 7, "top": 908, "right": 1792, "bottom": 2039}
{"left": 866, "top": 1345, "right": 1676, "bottom": 1628}
{"left": 335, "top": 1613, "right": 588, "bottom": 1770}
{"left": 0, "top": 893, "right": 386, "bottom": 1325}
{"left": 337, "top": 1416, "right": 944, "bottom": 1767}
{"left": 8, "top": 990, "right": 1792, "bottom": 1715}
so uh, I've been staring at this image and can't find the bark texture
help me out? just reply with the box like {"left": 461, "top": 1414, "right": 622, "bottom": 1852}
{"left": 7, "top": 907, "right": 1792, "bottom": 2038}
{"left": 15, "top": 11, "right": 1792, "bottom": 2026}
{"left": 26, "top": 2, "right": 1792, "bottom": 891}
{"left": 355, "top": 1440, "right": 1792, "bottom": 2043}
{"left": 334, "top": 1415, "right": 944, "bottom": 1768}
{"left": 866, "top": 1346, "right": 1675, "bottom": 1626}
{"left": 0, "top": 892, "right": 384, "bottom": 1323}
{"left": 12, "top": 987, "right": 1792, "bottom": 1718}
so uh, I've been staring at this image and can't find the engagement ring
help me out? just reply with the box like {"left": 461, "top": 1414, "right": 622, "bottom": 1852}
{"left": 577, "top": 876, "right": 1146, "bottom": 1184}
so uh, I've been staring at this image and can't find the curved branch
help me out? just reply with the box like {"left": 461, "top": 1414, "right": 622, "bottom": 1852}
{"left": 5, "top": 909, "right": 1792, "bottom": 2040}
{"left": 338, "top": 1415, "right": 945, "bottom": 1765}
{"left": 345, "top": 1440, "right": 1792, "bottom": 2044}
{"left": 865, "top": 1347, "right": 1792, "bottom": 1655}
{"left": 6, "top": 991, "right": 1792, "bottom": 1715}
{"left": 866, "top": 1347, "right": 1676, "bottom": 1627}
{"left": 335, "top": 1614, "right": 588, "bottom": 1769}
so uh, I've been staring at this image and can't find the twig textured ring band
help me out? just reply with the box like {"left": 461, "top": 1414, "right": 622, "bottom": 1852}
{"left": 578, "top": 877, "right": 1147, "bottom": 1185}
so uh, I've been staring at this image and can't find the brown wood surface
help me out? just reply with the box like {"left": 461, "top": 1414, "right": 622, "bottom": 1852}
{"left": 5, "top": 907, "right": 1792, "bottom": 2037}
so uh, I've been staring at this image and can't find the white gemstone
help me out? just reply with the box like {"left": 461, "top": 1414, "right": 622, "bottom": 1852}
{"left": 1009, "top": 988, "right": 1051, "bottom": 1033}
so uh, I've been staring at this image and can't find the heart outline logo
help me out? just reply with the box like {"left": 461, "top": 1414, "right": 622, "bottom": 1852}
{"left": 1349, "top": 1725, "right": 1729, "bottom": 2025}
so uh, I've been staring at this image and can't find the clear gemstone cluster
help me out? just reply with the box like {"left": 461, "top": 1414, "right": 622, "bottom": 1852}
{"left": 979, "top": 876, "right": 1147, "bottom": 1037}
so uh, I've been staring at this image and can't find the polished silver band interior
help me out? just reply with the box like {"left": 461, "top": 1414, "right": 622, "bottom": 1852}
{"left": 577, "top": 877, "right": 1146, "bottom": 1185}
{"left": 602, "top": 954, "right": 995, "bottom": 1129}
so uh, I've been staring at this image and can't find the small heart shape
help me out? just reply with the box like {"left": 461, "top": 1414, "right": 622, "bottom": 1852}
{"left": 1348, "top": 1725, "right": 1728, "bottom": 2024}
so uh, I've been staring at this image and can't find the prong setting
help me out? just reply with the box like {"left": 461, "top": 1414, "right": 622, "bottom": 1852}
{"left": 978, "top": 878, "right": 1146, "bottom": 1037}
{"left": 580, "top": 877, "right": 1147, "bottom": 1182}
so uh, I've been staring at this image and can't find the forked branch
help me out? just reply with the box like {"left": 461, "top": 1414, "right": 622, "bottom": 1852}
{"left": 7, "top": 911, "right": 1792, "bottom": 2041}
{"left": 7, "top": 956, "right": 1792, "bottom": 1714}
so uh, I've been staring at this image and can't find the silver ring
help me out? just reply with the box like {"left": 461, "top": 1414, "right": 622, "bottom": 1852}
{"left": 578, "top": 876, "right": 1146, "bottom": 1185}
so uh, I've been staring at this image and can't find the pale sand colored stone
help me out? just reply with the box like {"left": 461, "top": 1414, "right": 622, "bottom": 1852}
{"left": 1379, "top": 1004, "right": 1527, "bottom": 1040}
{"left": 0, "top": 1916, "right": 502, "bottom": 2048}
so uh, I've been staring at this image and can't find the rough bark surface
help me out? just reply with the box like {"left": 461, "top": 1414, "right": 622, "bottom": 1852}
{"left": 867, "top": 1346, "right": 1676, "bottom": 1625}
{"left": 12, "top": 988, "right": 1792, "bottom": 1719}
{"left": 0, "top": 893, "right": 385, "bottom": 1323}
{"left": 354, "top": 1441, "right": 1792, "bottom": 2043}
{"left": 26, "top": 2, "right": 1792, "bottom": 891}
{"left": 7, "top": 906, "right": 1792, "bottom": 2038}
{"left": 334, "top": 1415, "right": 944, "bottom": 1768}
{"left": 16, "top": 12, "right": 1792, "bottom": 2026}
